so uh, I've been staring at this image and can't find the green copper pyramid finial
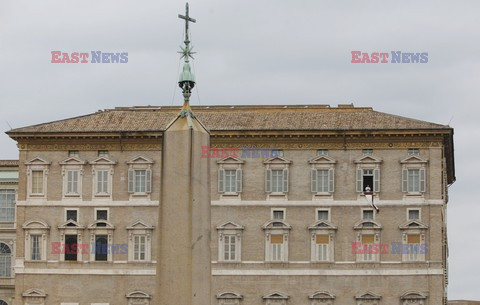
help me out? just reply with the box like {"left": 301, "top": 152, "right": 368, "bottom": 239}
{"left": 178, "top": 3, "right": 196, "bottom": 106}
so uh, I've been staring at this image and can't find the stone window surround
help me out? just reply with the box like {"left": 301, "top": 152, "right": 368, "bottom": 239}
{"left": 59, "top": 157, "right": 87, "bottom": 199}
{"left": 87, "top": 220, "right": 115, "bottom": 262}
{"left": 126, "top": 221, "right": 154, "bottom": 262}
{"left": 25, "top": 157, "right": 51, "bottom": 198}
{"left": 309, "top": 155, "right": 336, "bottom": 198}
{"left": 308, "top": 220, "right": 337, "bottom": 263}
{"left": 353, "top": 220, "right": 382, "bottom": 263}
{"left": 22, "top": 220, "right": 50, "bottom": 262}
{"left": 57, "top": 219, "right": 85, "bottom": 262}
{"left": 217, "top": 156, "right": 245, "bottom": 198}
{"left": 400, "top": 155, "right": 428, "bottom": 196}
{"left": 264, "top": 156, "right": 292, "bottom": 199}
{"left": 126, "top": 290, "right": 152, "bottom": 305}
{"left": 262, "top": 220, "right": 291, "bottom": 263}
{"left": 399, "top": 220, "right": 429, "bottom": 262}
{"left": 216, "top": 292, "right": 242, "bottom": 305}
{"left": 216, "top": 221, "right": 245, "bottom": 263}
{"left": 90, "top": 156, "right": 117, "bottom": 198}
{"left": 354, "top": 155, "right": 382, "bottom": 194}
{"left": 263, "top": 292, "right": 289, "bottom": 305}
{"left": 309, "top": 291, "right": 335, "bottom": 305}
{"left": 127, "top": 155, "right": 154, "bottom": 197}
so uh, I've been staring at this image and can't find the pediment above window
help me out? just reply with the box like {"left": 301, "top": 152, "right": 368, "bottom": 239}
{"left": 216, "top": 221, "right": 245, "bottom": 230}
{"left": 355, "top": 291, "right": 381, "bottom": 300}
{"left": 400, "top": 291, "right": 427, "bottom": 300}
{"left": 262, "top": 220, "right": 292, "bottom": 230}
{"left": 22, "top": 220, "right": 50, "bottom": 230}
{"left": 58, "top": 219, "right": 85, "bottom": 229}
{"left": 354, "top": 220, "right": 382, "bottom": 230}
{"left": 217, "top": 156, "right": 245, "bottom": 164}
{"left": 354, "top": 155, "right": 382, "bottom": 164}
{"left": 127, "top": 155, "right": 154, "bottom": 165}
{"left": 22, "top": 288, "right": 47, "bottom": 298}
{"left": 309, "top": 155, "right": 336, "bottom": 164}
{"left": 264, "top": 156, "right": 292, "bottom": 164}
{"left": 24, "top": 156, "right": 51, "bottom": 165}
{"left": 399, "top": 220, "right": 428, "bottom": 230}
{"left": 126, "top": 220, "right": 154, "bottom": 230}
{"left": 59, "top": 156, "right": 87, "bottom": 165}
{"left": 400, "top": 155, "right": 428, "bottom": 164}
{"left": 308, "top": 220, "right": 337, "bottom": 231}
{"left": 90, "top": 156, "right": 117, "bottom": 165}
{"left": 126, "top": 290, "right": 152, "bottom": 299}
{"left": 88, "top": 220, "right": 115, "bottom": 229}
{"left": 216, "top": 292, "right": 243, "bottom": 300}
{"left": 263, "top": 292, "right": 289, "bottom": 300}
{"left": 309, "top": 291, "right": 335, "bottom": 300}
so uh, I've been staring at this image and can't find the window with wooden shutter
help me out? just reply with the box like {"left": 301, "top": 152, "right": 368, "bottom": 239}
{"left": 282, "top": 168, "right": 289, "bottom": 193}
{"left": 218, "top": 168, "right": 225, "bottom": 193}
{"left": 265, "top": 169, "right": 272, "bottom": 193}
{"left": 128, "top": 169, "right": 134, "bottom": 193}
{"left": 373, "top": 168, "right": 380, "bottom": 192}
{"left": 236, "top": 168, "right": 242, "bottom": 193}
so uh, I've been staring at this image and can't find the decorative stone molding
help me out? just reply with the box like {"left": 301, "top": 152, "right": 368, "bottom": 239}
{"left": 22, "top": 288, "right": 47, "bottom": 305}
{"left": 22, "top": 220, "right": 50, "bottom": 262}
{"left": 216, "top": 221, "right": 245, "bottom": 262}
{"left": 263, "top": 292, "right": 289, "bottom": 305}
{"left": 57, "top": 220, "right": 85, "bottom": 262}
{"left": 126, "top": 290, "right": 151, "bottom": 305}
{"left": 87, "top": 220, "right": 115, "bottom": 262}
{"left": 355, "top": 291, "right": 381, "bottom": 305}
{"left": 126, "top": 221, "right": 154, "bottom": 262}
{"left": 308, "top": 221, "right": 337, "bottom": 262}
{"left": 400, "top": 291, "right": 427, "bottom": 305}
{"left": 309, "top": 155, "right": 336, "bottom": 198}
{"left": 90, "top": 156, "right": 117, "bottom": 198}
{"left": 264, "top": 156, "right": 291, "bottom": 199}
{"left": 24, "top": 157, "right": 51, "bottom": 198}
{"left": 217, "top": 156, "right": 245, "bottom": 198}
{"left": 263, "top": 220, "right": 291, "bottom": 262}
{"left": 59, "top": 157, "right": 86, "bottom": 199}
{"left": 216, "top": 292, "right": 243, "bottom": 305}
{"left": 309, "top": 291, "right": 335, "bottom": 305}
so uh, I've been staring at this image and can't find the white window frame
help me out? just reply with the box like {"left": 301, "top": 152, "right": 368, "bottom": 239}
{"left": 315, "top": 208, "right": 331, "bottom": 222}
{"left": 94, "top": 208, "right": 109, "bottom": 221}
{"left": 354, "top": 155, "right": 382, "bottom": 194}
{"left": 316, "top": 149, "right": 328, "bottom": 156}
{"left": 263, "top": 220, "right": 291, "bottom": 262}
{"left": 407, "top": 208, "right": 421, "bottom": 221}
{"left": 127, "top": 221, "right": 154, "bottom": 262}
{"left": 216, "top": 221, "right": 244, "bottom": 263}
{"left": 309, "top": 155, "right": 336, "bottom": 199}
{"left": 90, "top": 156, "right": 117, "bottom": 198}
{"left": 87, "top": 220, "right": 115, "bottom": 262}
{"left": 264, "top": 156, "right": 291, "bottom": 199}
{"left": 0, "top": 241, "right": 13, "bottom": 278}
{"left": 354, "top": 220, "right": 382, "bottom": 263}
{"left": 127, "top": 156, "right": 154, "bottom": 197}
{"left": 400, "top": 155, "right": 428, "bottom": 197}
{"left": 64, "top": 208, "right": 79, "bottom": 222}
{"left": 22, "top": 220, "right": 50, "bottom": 262}
{"left": 60, "top": 157, "right": 86, "bottom": 199}
{"left": 271, "top": 208, "right": 286, "bottom": 220}
{"left": 58, "top": 219, "right": 85, "bottom": 262}
{"left": 217, "top": 156, "right": 244, "bottom": 198}
{"left": 361, "top": 208, "right": 375, "bottom": 221}
{"left": 0, "top": 189, "right": 16, "bottom": 222}
{"left": 399, "top": 220, "right": 428, "bottom": 263}
{"left": 25, "top": 157, "right": 51, "bottom": 198}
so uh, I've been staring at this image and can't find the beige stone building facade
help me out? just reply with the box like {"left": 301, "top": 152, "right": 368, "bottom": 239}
{"left": 5, "top": 105, "right": 455, "bottom": 305}
{"left": 0, "top": 160, "right": 18, "bottom": 305}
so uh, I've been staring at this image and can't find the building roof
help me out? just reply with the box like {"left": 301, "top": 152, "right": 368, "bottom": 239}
{"left": 6, "top": 105, "right": 450, "bottom": 134}
{"left": 0, "top": 160, "right": 19, "bottom": 167}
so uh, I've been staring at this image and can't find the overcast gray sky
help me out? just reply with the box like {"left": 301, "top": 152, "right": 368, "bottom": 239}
{"left": 1, "top": 0, "right": 479, "bottom": 300}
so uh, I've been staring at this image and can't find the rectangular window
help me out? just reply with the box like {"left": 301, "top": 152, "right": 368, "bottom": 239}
{"left": 315, "top": 234, "right": 329, "bottom": 261}
{"left": 403, "top": 168, "right": 426, "bottom": 193}
{"left": 98, "top": 150, "right": 109, "bottom": 157}
{"left": 66, "top": 170, "right": 79, "bottom": 194}
{"left": 271, "top": 170, "right": 284, "bottom": 193}
{"left": 317, "top": 210, "right": 329, "bottom": 221}
{"left": 133, "top": 235, "right": 146, "bottom": 261}
{"left": 65, "top": 235, "right": 78, "bottom": 261}
{"left": 31, "top": 235, "right": 41, "bottom": 260}
{"left": 135, "top": 170, "right": 147, "bottom": 193}
{"left": 357, "top": 168, "right": 380, "bottom": 193}
{"left": 96, "top": 210, "right": 108, "bottom": 221}
{"left": 68, "top": 150, "right": 79, "bottom": 158}
{"left": 31, "top": 170, "right": 44, "bottom": 194}
{"left": 96, "top": 170, "right": 109, "bottom": 194}
{"left": 272, "top": 149, "right": 284, "bottom": 157}
{"left": 224, "top": 170, "right": 237, "bottom": 193}
{"left": 407, "top": 234, "right": 421, "bottom": 261}
{"left": 270, "top": 235, "right": 283, "bottom": 261}
{"left": 0, "top": 189, "right": 16, "bottom": 222}
{"left": 317, "top": 149, "right": 328, "bottom": 156}
{"left": 408, "top": 148, "right": 420, "bottom": 156}
{"left": 272, "top": 210, "right": 285, "bottom": 220}
{"left": 66, "top": 210, "right": 78, "bottom": 222}
{"left": 316, "top": 169, "right": 329, "bottom": 192}
{"left": 95, "top": 235, "right": 108, "bottom": 261}
{"left": 362, "top": 149, "right": 373, "bottom": 155}
{"left": 223, "top": 235, "right": 236, "bottom": 261}
{"left": 363, "top": 210, "right": 374, "bottom": 220}
{"left": 361, "top": 234, "right": 374, "bottom": 261}
{"left": 408, "top": 209, "right": 420, "bottom": 220}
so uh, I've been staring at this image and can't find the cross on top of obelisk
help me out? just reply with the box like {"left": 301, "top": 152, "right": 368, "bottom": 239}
{"left": 178, "top": 3, "right": 196, "bottom": 46}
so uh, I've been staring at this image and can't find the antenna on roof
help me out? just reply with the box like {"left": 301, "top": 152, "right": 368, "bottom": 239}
{"left": 447, "top": 115, "right": 454, "bottom": 126}
{"left": 5, "top": 120, "right": 12, "bottom": 130}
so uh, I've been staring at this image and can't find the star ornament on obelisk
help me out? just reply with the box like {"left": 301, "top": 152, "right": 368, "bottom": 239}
{"left": 156, "top": 3, "right": 211, "bottom": 305}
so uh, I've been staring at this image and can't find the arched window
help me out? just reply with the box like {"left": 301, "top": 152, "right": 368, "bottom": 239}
{"left": 0, "top": 243, "right": 11, "bottom": 277}
{"left": 0, "top": 299, "right": 8, "bottom": 305}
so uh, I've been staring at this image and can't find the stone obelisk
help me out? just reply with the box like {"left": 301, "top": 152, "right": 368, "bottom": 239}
{"left": 156, "top": 3, "right": 211, "bottom": 305}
